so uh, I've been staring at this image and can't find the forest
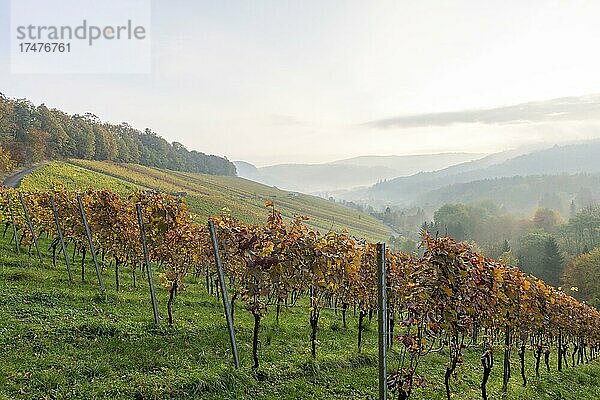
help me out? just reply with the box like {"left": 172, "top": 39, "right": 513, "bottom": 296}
{"left": 0, "top": 93, "right": 236, "bottom": 176}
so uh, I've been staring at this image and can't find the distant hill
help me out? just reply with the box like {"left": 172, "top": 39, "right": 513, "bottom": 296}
{"left": 257, "top": 163, "right": 403, "bottom": 192}
{"left": 329, "top": 153, "right": 486, "bottom": 171}
{"left": 235, "top": 152, "right": 485, "bottom": 193}
{"left": 345, "top": 141, "right": 600, "bottom": 206}
{"left": 418, "top": 173, "right": 600, "bottom": 216}
{"left": 233, "top": 160, "right": 262, "bottom": 181}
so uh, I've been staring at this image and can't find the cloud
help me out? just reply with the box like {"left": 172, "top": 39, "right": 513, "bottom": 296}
{"left": 365, "top": 94, "right": 600, "bottom": 128}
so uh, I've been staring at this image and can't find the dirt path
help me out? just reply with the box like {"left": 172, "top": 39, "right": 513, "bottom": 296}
{"left": 3, "top": 163, "right": 46, "bottom": 188}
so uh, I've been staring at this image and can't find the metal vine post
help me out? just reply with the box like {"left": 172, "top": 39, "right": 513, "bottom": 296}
{"left": 77, "top": 195, "right": 105, "bottom": 290}
{"left": 208, "top": 219, "right": 240, "bottom": 369}
{"left": 136, "top": 203, "right": 160, "bottom": 324}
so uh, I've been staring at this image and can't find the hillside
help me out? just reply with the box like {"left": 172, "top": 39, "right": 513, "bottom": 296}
{"left": 248, "top": 163, "right": 402, "bottom": 192}
{"left": 346, "top": 141, "right": 600, "bottom": 206}
{"left": 418, "top": 173, "right": 600, "bottom": 216}
{"left": 328, "top": 152, "right": 486, "bottom": 170}
{"left": 19, "top": 160, "right": 391, "bottom": 242}
{"left": 235, "top": 153, "right": 485, "bottom": 193}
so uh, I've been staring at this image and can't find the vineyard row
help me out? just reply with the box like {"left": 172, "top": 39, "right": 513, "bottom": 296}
{"left": 2, "top": 186, "right": 599, "bottom": 400}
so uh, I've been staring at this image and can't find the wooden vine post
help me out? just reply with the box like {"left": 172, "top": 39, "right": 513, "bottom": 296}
{"left": 558, "top": 329, "right": 563, "bottom": 372}
{"left": 136, "top": 204, "right": 160, "bottom": 324}
{"left": 6, "top": 193, "right": 19, "bottom": 254}
{"left": 377, "top": 242, "right": 388, "bottom": 400}
{"left": 77, "top": 195, "right": 105, "bottom": 291}
{"left": 51, "top": 196, "right": 73, "bottom": 282}
{"left": 208, "top": 219, "right": 240, "bottom": 370}
{"left": 19, "top": 192, "right": 42, "bottom": 262}
{"left": 502, "top": 323, "right": 511, "bottom": 393}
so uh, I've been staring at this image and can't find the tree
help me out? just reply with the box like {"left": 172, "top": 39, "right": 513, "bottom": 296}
{"left": 421, "top": 221, "right": 433, "bottom": 234}
{"left": 499, "top": 249, "right": 518, "bottom": 266}
{"left": 543, "top": 236, "right": 563, "bottom": 286}
{"left": 12, "top": 99, "right": 33, "bottom": 144}
{"left": 517, "top": 231, "right": 562, "bottom": 287}
{"left": 27, "top": 128, "right": 48, "bottom": 163}
{"left": 569, "top": 199, "right": 577, "bottom": 219}
{"left": 431, "top": 202, "right": 521, "bottom": 249}
{"left": 532, "top": 208, "right": 562, "bottom": 233}
{"left": 49, "top": 109, "right": 76, "bottom": 157}
{"left": 12, "top": 99, "right": 39, "bottom": 163}
{"left": 433, "top": 204, "right": 470, "bottom": 242}
{"left": 69, "top": 116, "right": 96, "bottom": 159}
{"left": 0, "top": 94, "right": 15, "bottom": 144}
{"left": 111, "top": 123, "right": 141, "bottom": 163}
{"left": 558, "top": 205, "right": 600, "bottom": 255}
{"left": 516, "top": 230, "right": 550, "bottom": 280}
{"left": 562, "top": 247, "right": 600, "bottom": 307}
{"left": 389, "top": 235, "right": 418, "bottom": 254}
{"left": 36, "top": 105, "right": 69, "bottom": 158}
{"left": 140, "top": 129, "right": 170, "bottom": 168}
{"left": 502, "top": 239, "right": 511, "bottom": 253}
{"left": 93, "top": 124, "right": 118, "bottom": 161}
{"left": 0, "top": 146, "right": 15, "bottom": 172}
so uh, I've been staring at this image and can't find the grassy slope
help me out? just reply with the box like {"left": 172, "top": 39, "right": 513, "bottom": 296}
{"left": 19, "top": 160, "right": 391, "bottom": 243}
{"left": 8, "top": 161, "right": 600, "bottom": 399}
{"left": 0, "top": 238, "right": 600, "bottom": 400}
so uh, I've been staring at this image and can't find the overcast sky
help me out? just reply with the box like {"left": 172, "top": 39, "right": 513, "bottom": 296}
{"left": 3, "top": 0, "right": 600, "bottom": 166}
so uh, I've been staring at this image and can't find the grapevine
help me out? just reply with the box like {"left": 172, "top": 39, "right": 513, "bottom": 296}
{"left": 0, "top": 185, "right": 599, "bottom": 399}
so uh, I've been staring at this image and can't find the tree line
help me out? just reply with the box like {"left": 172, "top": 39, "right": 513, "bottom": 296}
{"left": 0, "top": 93, "right": 236, "bottom": 176}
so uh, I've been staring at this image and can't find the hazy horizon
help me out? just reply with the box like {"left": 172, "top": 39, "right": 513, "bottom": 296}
{"left": 4, "top": 1, "right": 600, "bottom": 165}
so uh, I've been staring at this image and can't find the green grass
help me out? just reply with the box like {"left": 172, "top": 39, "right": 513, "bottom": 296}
{"left": 19, "top": 160, "right": 391, "bottom": 243}
{"left": 1, "top": 236, "right": 600, "bottom": 400}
